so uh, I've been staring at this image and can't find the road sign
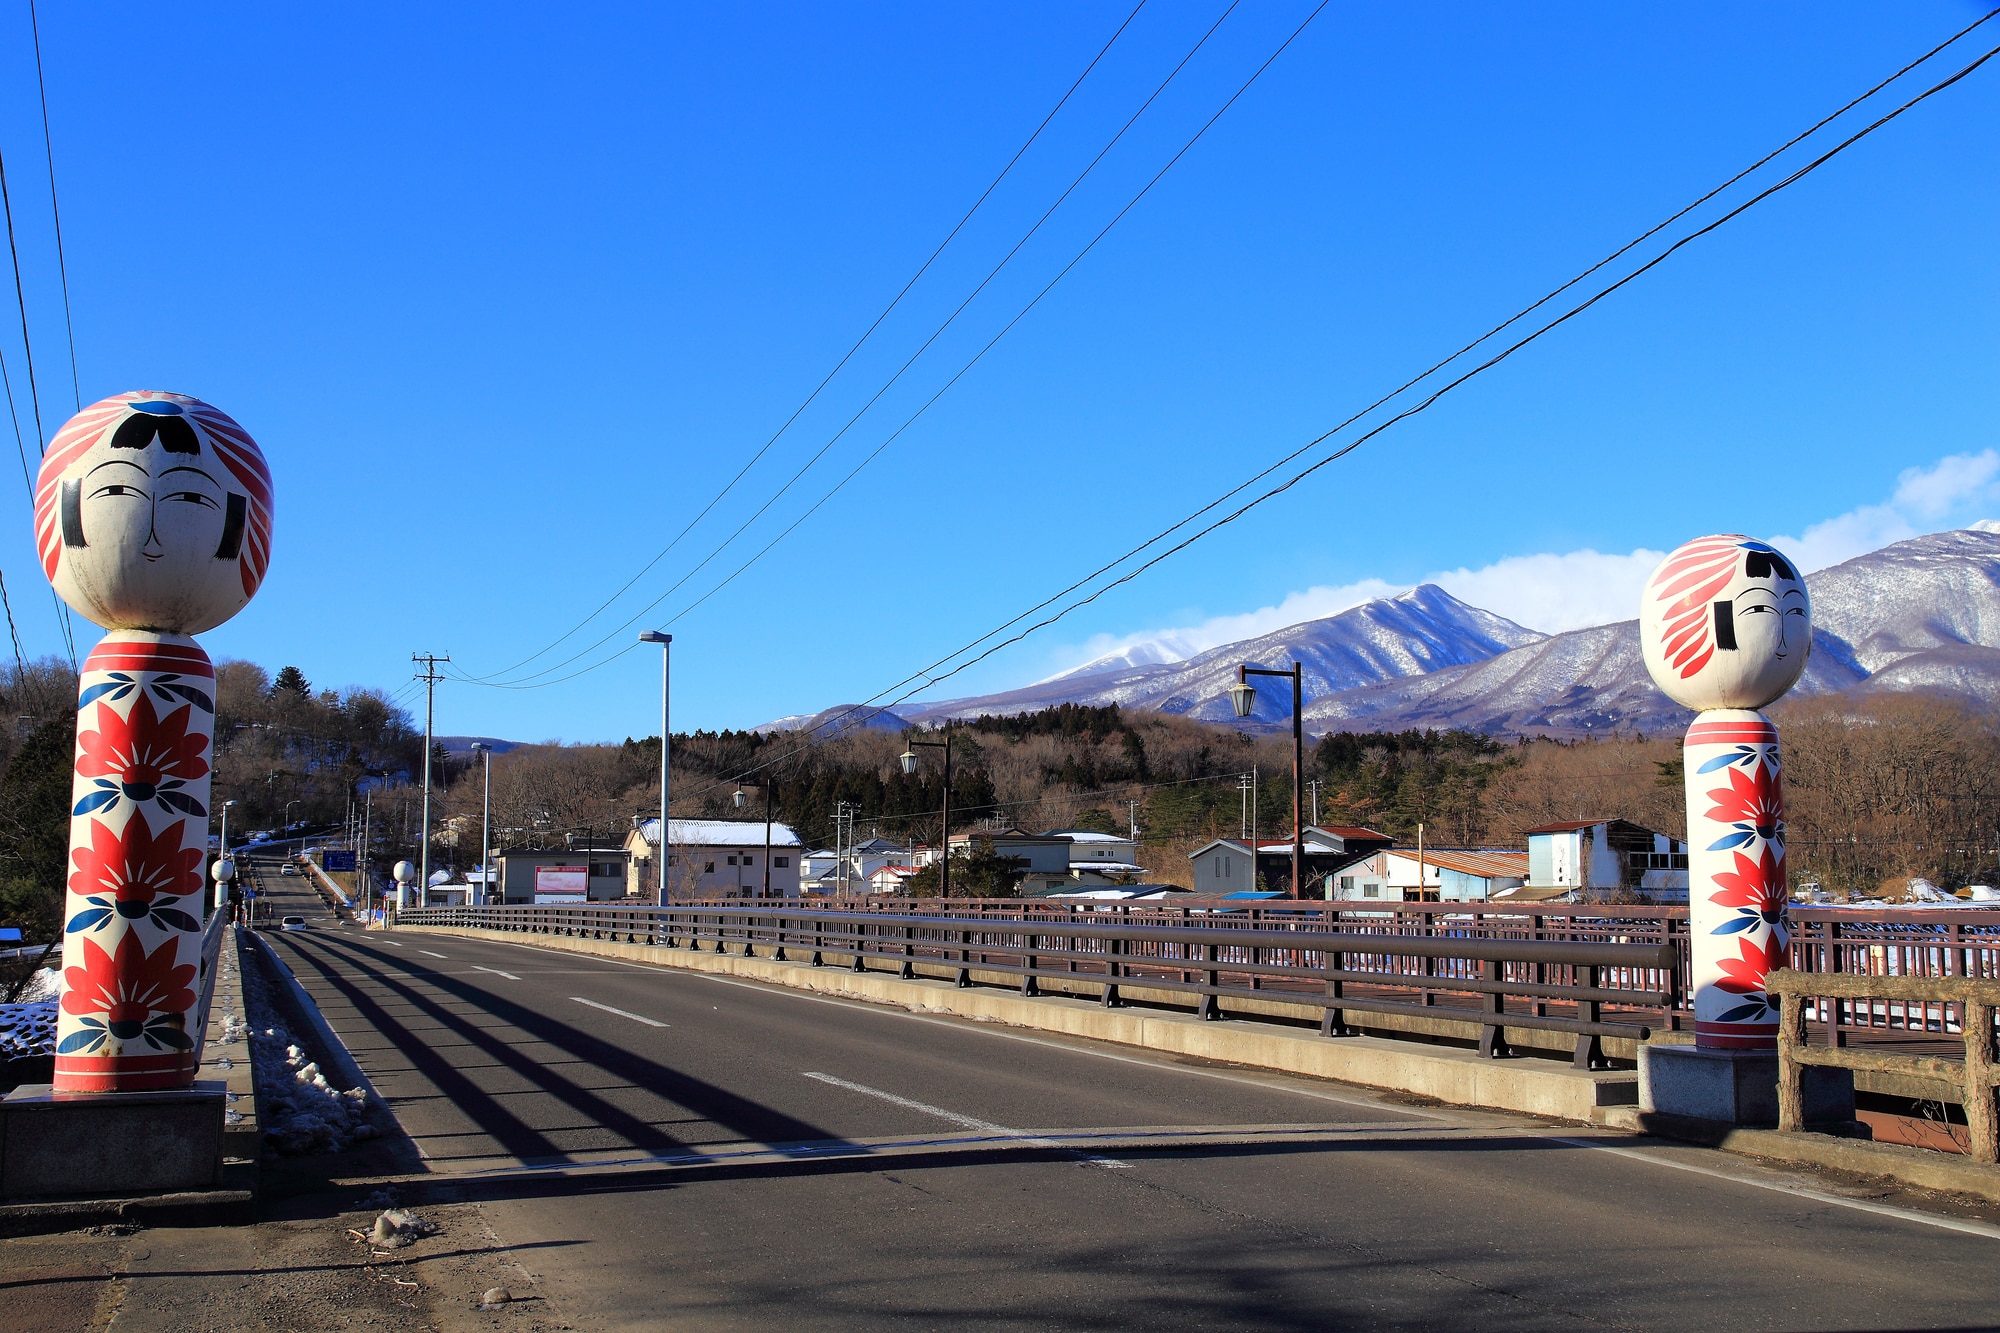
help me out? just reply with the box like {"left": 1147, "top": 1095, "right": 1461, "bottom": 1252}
{"left": 323, "top": 850, "right": 356, "bottom": 872}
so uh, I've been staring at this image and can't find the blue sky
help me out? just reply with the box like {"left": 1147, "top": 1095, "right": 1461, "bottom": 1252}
{"left": 0, "top": 3, "right": 1992, "bottom": 739}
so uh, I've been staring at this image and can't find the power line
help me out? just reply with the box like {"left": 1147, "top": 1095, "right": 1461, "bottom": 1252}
{"left": 461, "top": 0, "right": 1327, "bottom": 691}
{"left": 27, "top": 0, "right": 78, "bottom": 410}
{"left": 464, "top": 0, "right": 1154, "bottom": 683}
{"left": 681, "top": 28, "right": 2000, "bottom": 800}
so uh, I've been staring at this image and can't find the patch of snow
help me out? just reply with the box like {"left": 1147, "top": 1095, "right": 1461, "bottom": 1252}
{"left": 0, "top": 997, "right": 56, "bottom": 1060}
{"left": 241, "top": 959, "right": 373, "bottom": 1155}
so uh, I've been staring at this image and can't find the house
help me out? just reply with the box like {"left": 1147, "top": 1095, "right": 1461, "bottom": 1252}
{"left": 1329, "top": 849, "right": 1528, "bottom": 903}
{"left": 1515, "top": 819, "right": 1688, "bottom": 902}
{"left": 624, "top": 818, "right": 805, "bottom": 899}
{"left": 937, "top": 828, "right": 1076, "bottom": 896}
{"left": 801, "top": 836, "right": 912, "bottom": 894}
{"left": 867, "top": 864, "right": 922, "bottom": 894}
{"left": 1188, "top": 826, "right": 1393, "bottom": 897}
{"left": 492, "top": 847, "right": 630, "bottom": 904}
{"left": 1048, "top": 829, "right": 1147, "bottom": 886}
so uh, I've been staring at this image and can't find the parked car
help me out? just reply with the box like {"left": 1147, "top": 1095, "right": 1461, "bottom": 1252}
{"left": 279, "top": 916, "right": 308, "bottom": 931}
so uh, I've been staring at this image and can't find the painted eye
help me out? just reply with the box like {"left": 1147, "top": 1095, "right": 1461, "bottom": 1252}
{"left": 89, "top": 484, "right": 144, "bottom": 499}
{"left": 163, "top": 491, "right": 218, "bottom": 508}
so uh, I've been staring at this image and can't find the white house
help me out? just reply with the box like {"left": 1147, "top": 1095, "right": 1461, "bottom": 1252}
{"left": 1329, "top": 849, "right": 1528, "bottom": 903}
{"left": 1518, "top": 819, "right": 1688, "bottom": 902}
{"left": 1189, "top": 826, "right": 1395, "bottom": 897}
{"left": 1048, "top": 829, "right": 1146, "bottom": 886}
{"left": 625, "top": 818, "right": 804, "bottom": 899}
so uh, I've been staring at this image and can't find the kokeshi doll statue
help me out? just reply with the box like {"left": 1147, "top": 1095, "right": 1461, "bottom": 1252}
{"left": 34, "top": 393, "right": 273, "bottom": 1092}
{"left": 1640, "top": 535, "right": 1808, "bottom": 1052}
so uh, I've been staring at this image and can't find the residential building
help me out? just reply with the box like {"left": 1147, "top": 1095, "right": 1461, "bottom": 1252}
{"left": 932, "top": 828, "right": 1075, "bottom": 896}
{"left": 867, "top": 864, "right": 922, "bottom": 894}
{"left": 492, "top": 847, "right": 630, "bottom": 904}
{"left": 1330, "top": 849, "right": 1528, "bottom": 903}
{"left": 801, "top": 836, "right": 912, "bottom": 894}
{"left": 1048, "top": 829, "right": 1146, "bottom": 886}
{"left": 1187, "top": 826, "right": 1393, "bottom": 897}
{"left": 1519, "top": 819, "right": 1688, "bottom": 902}
{"left": 624, "top": 818, "right": 805, "bottom": 899}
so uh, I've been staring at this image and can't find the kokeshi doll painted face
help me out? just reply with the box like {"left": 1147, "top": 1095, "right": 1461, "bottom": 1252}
{"left": 34, "top": 392, "right": 273, "bottom": 634}
{"left": 1639, "top": 535, "right": 1810, "bottom": 713}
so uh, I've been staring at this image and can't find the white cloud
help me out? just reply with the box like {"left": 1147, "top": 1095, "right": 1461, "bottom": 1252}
{"left": 1429, "top": 548, "right": 1665, "bottom": 633}
{"left": 1041, "top": 449, "right": 2000, "bottom": 675}
{"left": 1770, "top": 449, "right": 2000, "bottom": 573}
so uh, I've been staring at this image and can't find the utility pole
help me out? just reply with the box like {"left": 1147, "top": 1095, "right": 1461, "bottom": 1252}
{"left": 1238, "top": 773, "right": 1252, "bottom": 841}
{"left": 360, "top": 788, "right": 372, "bottom": 924}
{"left": 1128, "top": 799, "right": 1140, "bottom": 841}
{"left": 412, "top": 653, "right": 449, "bottom": 904}
{"left": 1307, "top": 778, "right": 1320, "bottom": 827}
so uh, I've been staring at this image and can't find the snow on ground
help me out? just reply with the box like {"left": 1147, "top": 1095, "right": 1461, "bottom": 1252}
{"left": 0, "top": 995, "right": 56, "bottom": 1061}
{"left": 241, "top": 954, "right": 374, "bottom": 1155}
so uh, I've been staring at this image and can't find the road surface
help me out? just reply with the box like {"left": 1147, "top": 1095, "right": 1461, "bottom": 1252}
{"left": 252, "top": 861, "right": 2000, "bottom": 1331}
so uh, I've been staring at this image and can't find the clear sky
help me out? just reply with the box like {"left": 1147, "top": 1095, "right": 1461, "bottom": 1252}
{"left": 0, "top": 3, "right": 1992, "bottom": 740}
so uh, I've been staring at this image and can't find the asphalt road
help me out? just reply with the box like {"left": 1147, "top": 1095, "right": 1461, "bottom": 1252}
{"left": 252, "top": 863, "right": 2000, "bottom": 1332}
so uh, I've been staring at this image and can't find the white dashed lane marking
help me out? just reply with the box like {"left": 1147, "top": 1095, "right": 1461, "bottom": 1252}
{"left": 571, "top": 997, "right": 669, "bottom": 1027}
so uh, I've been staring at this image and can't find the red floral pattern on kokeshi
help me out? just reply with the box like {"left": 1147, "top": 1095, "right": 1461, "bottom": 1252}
{"left": 52, "top": 631, "right": 217, "bottom": 1092}
{"left": 1683, "top": 709, "right": 1788, "bottom": 1051}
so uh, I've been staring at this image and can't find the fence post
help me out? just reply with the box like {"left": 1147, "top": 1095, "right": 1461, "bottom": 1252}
{"left": 1202, "top": 941, "right": 1222, "bottom": 1021}
{"left": 1777, "top": 982, "right": 1807, "bottom": 1133}
{"left": 1573, "top": 963, "right": 1603, "bottom": 1070}
{"left": 1965, "top": 999, "right": 1997, "bottom": 1165}
{"left": 1101, "top": 935, "right": 1122, "bottom": 1009}
{"left": 1477, "top": 957, "right": 1511, "bottom": 1059}
{"left": 1322, "top": 909, "right": 1349, "bottom": 1037}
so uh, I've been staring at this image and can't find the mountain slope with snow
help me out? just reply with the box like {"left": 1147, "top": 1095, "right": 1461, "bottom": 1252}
{"left": 902, "top": 585, "right": 1545, "bottom": 725}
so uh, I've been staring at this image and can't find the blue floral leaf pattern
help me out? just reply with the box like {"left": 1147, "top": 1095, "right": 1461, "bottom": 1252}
{"left": 57, "top": 1028, "right": 107, "bottom": 1054}
{"left": 72, "top": 789, "right": 119, "bottom": 816}
{"left": 1710, "top": 916, "right": 1762, "bottom": 934}
{"left": 151, "top": 908, "right": 201, "bottom": 932}
{"left": 65, "top": 907, "right": 114, "bottom": 933}
{"left": 1707, "top": 830, "right": 1756, "bottom": 851}
{"left": 155, "top": 790, "right": 206, "bottom": 817}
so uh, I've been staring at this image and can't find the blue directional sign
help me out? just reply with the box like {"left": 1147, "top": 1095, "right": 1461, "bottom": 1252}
{"left": 323, "top": 850, "right": 357, "bottom": 872}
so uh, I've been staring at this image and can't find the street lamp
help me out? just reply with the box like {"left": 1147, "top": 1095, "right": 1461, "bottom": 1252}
{"left": 284, "top": 798, "right": 300, "bottom": 833}
{"left": 471, "top": 742, "right": 492, "bottom": 906}
{"left": 735, "top": 782, "right": 775, "bottom": 900}
{"left": 216, "top": 798, "right": 239, "bottom": 911}
{"left": 639, "top": 630, "right": 672, "bottom": 905}
{"left": 900, "top": 730, "right": 954, "bottom": 900}
{"left": 1231, "top": 663, "right": 1306, "bottom": 899}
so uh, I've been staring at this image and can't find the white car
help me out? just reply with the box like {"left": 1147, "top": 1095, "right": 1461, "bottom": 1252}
{"left": 280, "top": 864, "right": 298, "bottom": 876}
{"left": 279, "top": 916, "right": 308, "bottom": 931}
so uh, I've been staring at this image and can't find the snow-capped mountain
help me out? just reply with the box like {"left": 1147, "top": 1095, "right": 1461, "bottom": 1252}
{"left": 1295, "top": 529, "right": 2000, "bottom": 736}
{"left": 900, "top": 585, "right": 1544, "bottom": 725}
{"left": 766, "top": 528, "right": 2000, "bottom": 740}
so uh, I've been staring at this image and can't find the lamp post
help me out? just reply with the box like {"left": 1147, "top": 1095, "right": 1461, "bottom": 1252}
{"left": 639, "top": 631, "right": 672, "bottom": 905}
{"left": 735, "top": 783, "right": 775, "bottom": 899}
{"left": 470, "top": 742, "right": 492, "bottom": 906}
{"left": 284, "top": 798, "right": 300, "bottom": 835}
{"left": 215, "top": 799, "right": 239, "bottom": 911}
{"left": 900, "top": 730, "right": 954, "bottom": 900}
{"left": 1230, "top": 663, "right": 1305, "bottom": 899}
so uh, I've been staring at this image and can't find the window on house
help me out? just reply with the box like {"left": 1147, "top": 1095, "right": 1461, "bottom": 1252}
{"left": 727, "top": 855, "right": 737, "bottom": 865}
{"left": 1340, "top": 876, "right": 1355, "bottom": 892}
{"left": 1671, "top": 854, "right": 1689, "bottom": 869}
{"left": 775, "top": 856, "right": 789, "bottom": 868}
{"left": 1363, "top": 884, "right": 1380, "bottom": 898}
{"left": 705, "top": 861, "right": 715, "bottom": 873}
{"left": 743, "top": 855, "right": 753, "bottom": 866}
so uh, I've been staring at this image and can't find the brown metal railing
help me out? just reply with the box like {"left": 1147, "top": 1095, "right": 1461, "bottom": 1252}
{"left": 1768, "top": 968, "right": 2000, "bottom": 1161}
{"left": 399, "top": 901, "right": 1679, "bottom": 1066}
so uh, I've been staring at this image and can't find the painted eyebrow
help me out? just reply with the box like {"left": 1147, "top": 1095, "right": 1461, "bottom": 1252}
{"left": 158, "top": 466, "right": 219, "bottom": 483}
{"left": 85, "top": 459, "right": 150, "bottom": 476}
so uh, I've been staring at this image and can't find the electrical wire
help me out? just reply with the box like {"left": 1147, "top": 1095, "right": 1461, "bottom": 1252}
{"left": 678, "top": 31, "right": 2000, "bottom": 800}
{"left": 27, "top": 0, "right": 78, "bottom": 411}
{"left": 461, "top": 0, "right": 1325, "bottom": 691}
{"left": 466, "top": 0, "right": 1250, "bottom": 689}
{"left": 462, "top": 0, "right": 1154, "bottom": 683}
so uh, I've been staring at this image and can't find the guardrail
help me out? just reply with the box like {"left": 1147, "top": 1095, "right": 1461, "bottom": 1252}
{"left": 1769, "top": 968, "right": 2000, "bottom": 1161}
{"left": 187, "top": 907, "right": 233, "bottom": 1066}
{"left": 401, "top": 902, "right": 1679, "bottom": 1066}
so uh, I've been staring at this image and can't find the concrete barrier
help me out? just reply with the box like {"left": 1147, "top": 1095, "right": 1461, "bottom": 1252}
{"left": 408, "top": 925, "right": 1641, "bottom": 1125}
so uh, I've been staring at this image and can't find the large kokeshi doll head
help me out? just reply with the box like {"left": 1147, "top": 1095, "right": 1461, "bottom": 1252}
{"left": 33, "top": 392, "right": 273, "bottom": 634}
{"left": 1641, "top": 534, "right": 1809, "bottom": 712}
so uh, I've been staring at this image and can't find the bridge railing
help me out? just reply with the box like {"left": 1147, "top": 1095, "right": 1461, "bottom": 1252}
{"left": 398, "top": 901, "right": 1679, "bottom": 1067}
{"left": 1769, "top": 968, "right": 2000, "bottom": 1160}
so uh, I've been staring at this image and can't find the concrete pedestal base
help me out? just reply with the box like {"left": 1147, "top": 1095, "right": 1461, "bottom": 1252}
{"left": 1640, "top": 1044, "right": 1852, "bottom": 1126}
{"left": 0, "top": 1081, "right": 225, "bottom": 1199}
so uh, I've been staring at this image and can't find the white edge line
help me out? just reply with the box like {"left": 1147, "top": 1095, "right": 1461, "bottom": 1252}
{"left": 571, "top": 996, "right": 669, "bottom": 1027}
{"left": 804, "top": 1071, "right": 1129, "bottom": 1167}
{"left": 473, "top": 965, "right": 522, "bottom": 980}
{"left": 1550, "top": 1137, "right": 2000, "bottom": 1242}
{"left": 418, "top": 950, "right": 448, "bottom": 958}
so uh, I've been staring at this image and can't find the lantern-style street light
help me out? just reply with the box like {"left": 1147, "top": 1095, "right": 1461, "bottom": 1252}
{"left": 734, "top": 782, "right": 776, "bottom": 899}
{"left": 900, "top": 730, "right": 954, "bottom": 899}
{"left": 1231, "top": 662, "right": 1306, "bottom": 899}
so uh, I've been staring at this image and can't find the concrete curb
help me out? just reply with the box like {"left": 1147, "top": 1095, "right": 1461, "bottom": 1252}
{"left": 243, "top": 930, "right": 384, "bottom": 1106}
{"left": 0, "top": 1188, "right": 253, "bottom": 1238}
{"left": 197, "top": 929, "right": 261, "bottom": 1172}
{"left": 408, "top": 925, "right": 1638, "bottom": 1125}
